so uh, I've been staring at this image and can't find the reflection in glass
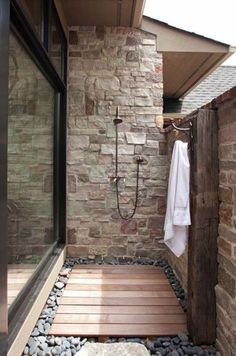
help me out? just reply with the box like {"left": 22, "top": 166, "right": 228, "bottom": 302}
{"left": 49, "top": 9, "right": 64, "bottom": 79}
{"left": 8, "top": 32, "right": 54, "bottom": 307}
{"left": 21, "top": 0, "right": 42, "bottom": 38}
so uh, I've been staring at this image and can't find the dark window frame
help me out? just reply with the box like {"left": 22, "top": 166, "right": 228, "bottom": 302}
{"left": 0, "top": 0, "right": 67, "bottom": 350}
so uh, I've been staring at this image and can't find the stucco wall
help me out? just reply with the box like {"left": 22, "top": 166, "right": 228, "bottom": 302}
{"left": 67, "top": 26, "right": 168, "bottom": 259}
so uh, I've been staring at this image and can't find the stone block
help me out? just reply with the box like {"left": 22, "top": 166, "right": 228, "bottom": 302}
{"left": 218, "top": 267, "right": 236, "bottom": 298}
{"left": 219, "top": 186, "right": 233, "bottom": 203}
{"left": 67, "top": 245, "right": 88, "bottom": 257}
{"left": 218, "top": 236, "right": 232, "bottom": 257}
{"left": 89, "top": 224, "right": 101, "bottom": 238}
{"left": 125, "top": 132, "right": 146, "bottom": 145}
{"left": 134, "top": 97, "right": 153, "bottom": 107}
{"left": 85, "top": 95, "right": 94, "bottom": 115}
{"left": 89, "top": 191, "right": 105, "bottom": 200}
{"left": 68, "top": 175, "right": 77, "bottom": 193}
{"left": 148, "top": 216, "right": 164, "bottom": 229}
{"left": 121, "top": 220, "right": 137, "bottom": 234}
{"left": 69, "top": 31, "right": 78, "bottom": 45}
{"left": 107, "top": 245, "right": 127, "bottom": 257}
{"left": 126, "top": 51, "right": 139, "bottom": 62}
{"left": 220, "top": 203, "right": 233, "bottom": 226}
{"left": 102, "top": 222, "right": 120, "bottom": 235}
{"left": 76, "top": 342, "right": 150, "bottom": 356}
{"left": 95, "top": 76, "right": 120, "bottom": 91}
{"left": 69, "top": 135, "right": 89, "bottom": 150}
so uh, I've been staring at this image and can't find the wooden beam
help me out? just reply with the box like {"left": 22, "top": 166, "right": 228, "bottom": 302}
{"left": 131, "top": 0, "right": 146, "bottom": 28}
{"left": 187, "top": 108, "right": 218, "bottom": 344}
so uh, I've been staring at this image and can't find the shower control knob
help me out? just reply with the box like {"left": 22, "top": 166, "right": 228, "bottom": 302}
{"left": 136, "top": 156, "right": 144, "bottom": 163}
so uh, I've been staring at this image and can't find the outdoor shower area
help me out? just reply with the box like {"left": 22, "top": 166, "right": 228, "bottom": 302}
{"left": 1, "top": 1, "right": 236, "bottom": 356}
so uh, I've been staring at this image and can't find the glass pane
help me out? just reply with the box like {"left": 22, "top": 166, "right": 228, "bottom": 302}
{"left": 21, "top": 0, "right": 42, "bottom": 39}
{"left": 8, "top": 32, "right": 54, "bottom": 307}
{"left": 49, "top": 9, "right": 64, "bottom": 79}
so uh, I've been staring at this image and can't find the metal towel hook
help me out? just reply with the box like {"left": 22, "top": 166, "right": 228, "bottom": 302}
{"left": 171, "top": 120, "right": 194, "bottom": 151}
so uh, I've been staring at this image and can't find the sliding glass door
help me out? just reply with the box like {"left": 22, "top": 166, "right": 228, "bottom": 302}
{"left": 0, "top": 0, "right": 67, "bottom": 351}
{"left": 8, "top": 31, "right": 55, "bottom": 307}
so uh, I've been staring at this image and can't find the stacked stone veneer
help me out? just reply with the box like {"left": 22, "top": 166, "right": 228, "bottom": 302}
{"left": 67, "top": 26, "right": 168, "bottom": 259}
{"left": 8, "top": 33, "right": 54, "bottom": 262}
{"left": 216, "top": 88, "right": 236, "bottom": 356}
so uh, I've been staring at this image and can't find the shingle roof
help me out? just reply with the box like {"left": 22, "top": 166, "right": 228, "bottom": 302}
{"left": 164, "top": 66, "right": 236, "bottom": 114}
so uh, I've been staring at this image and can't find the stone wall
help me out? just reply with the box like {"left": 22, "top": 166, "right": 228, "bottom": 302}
{"left": 215, "top": 88, "right": 236, "bottom": 356}
{"left": 8, "top": 32, "right": 55, "bottom": 263}
{"left": 67, "top": 26, "right": 168, "bottom": 259}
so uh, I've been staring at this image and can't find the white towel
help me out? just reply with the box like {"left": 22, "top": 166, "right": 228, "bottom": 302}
{"left": 164, "top": 140, "right": 191, "bottom": 257}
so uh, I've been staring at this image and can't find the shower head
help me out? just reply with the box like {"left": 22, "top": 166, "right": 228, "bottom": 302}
{"left": 113, "top": 106, "right": 123, "bottom": 125}
{"left": 113, "top": 118, "right": 123, "bottom": 125}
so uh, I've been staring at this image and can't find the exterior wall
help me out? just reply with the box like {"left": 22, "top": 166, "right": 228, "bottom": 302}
{"left": 67, "top": 26, "right": 167, "bottom": 259}
{"left": 216, "top": 91, "right": 236, "bottom": 356}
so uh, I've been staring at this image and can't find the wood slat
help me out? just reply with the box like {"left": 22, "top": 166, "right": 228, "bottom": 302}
{"left": 59, "top": 297, "right": 179, "bottom": 306}
{"left": 56, "top": 305, "right": 183, "bottom": 315}
{"left": 49, "top": 323, "right": 187, "bottom": 336}
{"left": 7, "top": 264, "right": 35, "bottom": 307}
{"left": 7, "top": 283, "right": 25, "bottom": 290}
{"left": 73, "top": 265, "right": 162, "bottom": 271}
{"left": 53, "top": 314, "right": 186, "bottom": 324}
{"left": 63, "top": 290, "right": 176, "bottom": 298}
{"left": 71, "top": 269, "right": 164, "bottom": 275}
{"left": 8, "top": 264, "right": 36, "bottom": 270}
{"left": 65, "top": 283, "right": 172, "bottom": 291}
{"left": 70, "top": 273, "right": 165, "bottom": 279}
{"left": 68, "top": 279, "right": 169, "bottom": 285}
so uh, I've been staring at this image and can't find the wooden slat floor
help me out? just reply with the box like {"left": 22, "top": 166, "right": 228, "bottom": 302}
{"left": 8, "top": 264, "right": 35, "bottom": 307}
{"left": 49, "top": 265, "right": 187, "bottom": 337}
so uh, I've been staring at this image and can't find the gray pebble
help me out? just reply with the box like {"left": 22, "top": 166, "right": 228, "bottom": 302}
{"left": 28, "top": 337, "right": 35, "bottom": 347}
{"left": 51, "top": 346, "right": 62, "bottom": 355}
{"left": 38, "top": 336, "right": 46, "bottom": 343}
{"left": 55, "top": 282, "right": 64, "bottom": 289}
{"left": 39, "top": 342, "right": 48, "bottom": 351}
{"left": 178, "top": 332, "right": 189, "bottom": 342}
{"left": 71, "top": 338, "right": 80, "bottom": 346}
{"left": 44, "top": 323, "right": 51, "bottom": 334}
{"left": 80, "top": 338, "right": 87, "bottom": 346}
{"left": 170, "top": 351, "right": 180, "bottom": 356}
{"left": 63, "top": 340, "right": 71, "bottom": 349}
{"left": 29, "top": 341, "right": 38, "bottom": 355}
{"left": 48, "top": 338, "right": 55, "bottom": 346}
{"left": 24, "top": 346, "right": 29, "bottom": 354}
{"left": 163, "top": 341, "right": 170, "bottom": 347}
{"left": 55, "top": 337, "right": 62, "bottom": 346}
{"left": 38, "top": 324, "right": 45, "bottom": 335}
{"left": 32, "top": 328, "right": 40, "bottom": 337}
{"left": 37, "top": 351, "right": 45, "bottom": 356}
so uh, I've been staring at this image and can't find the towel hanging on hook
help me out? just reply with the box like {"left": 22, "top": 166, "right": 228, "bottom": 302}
{"left": 171, "top": 121, "right": 193, "bottom": 151}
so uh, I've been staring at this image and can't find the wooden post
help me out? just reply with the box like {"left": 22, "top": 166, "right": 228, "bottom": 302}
{"left": 187, "top": 109, "right": 218, "bottom": 344}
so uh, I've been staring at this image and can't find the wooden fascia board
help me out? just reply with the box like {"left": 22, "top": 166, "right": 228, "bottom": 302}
{"left": 141, "top": 17, "right": 230, "bottom": 53}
